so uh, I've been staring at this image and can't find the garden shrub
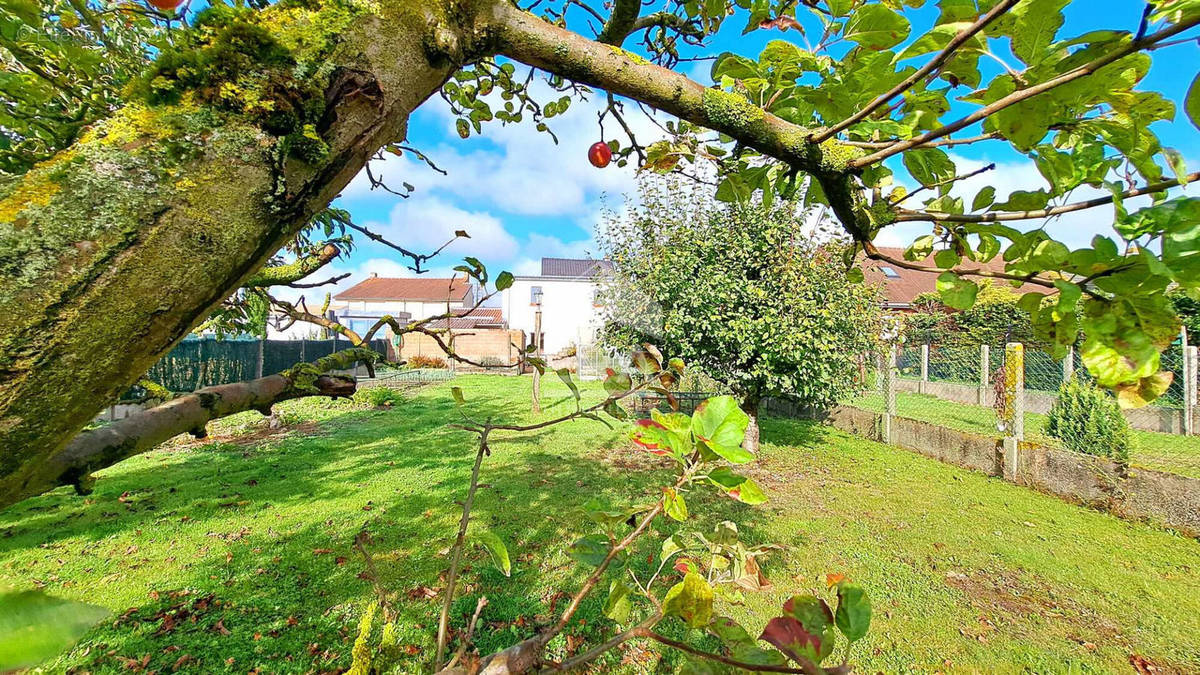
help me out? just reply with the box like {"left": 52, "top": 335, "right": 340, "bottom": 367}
{"left": 1046, "top": 377, "right": 1133, "bottom": 463}
{"left": 356, "top": 386, "right": 403, "bottom": 408}
{"left": 407, "top": 355, "right": 446, "bottom": 369}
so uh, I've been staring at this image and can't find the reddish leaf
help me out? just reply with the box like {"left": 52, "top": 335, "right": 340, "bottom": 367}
{"left": 630, "top": 419, "right": 671, "bottom": 455}
{"left": 760, "top": 616, "right": 823, "bottom": 665}
{"left": 760, "top": 15, "right": 802, "bottom": 31}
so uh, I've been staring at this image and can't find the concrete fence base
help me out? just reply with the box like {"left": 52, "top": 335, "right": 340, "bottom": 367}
{"left": 792, "top": 403, "right": 1200, "bottom": 536}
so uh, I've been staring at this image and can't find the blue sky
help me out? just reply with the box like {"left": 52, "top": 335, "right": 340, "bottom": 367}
{"left": 301, "top": 1, "right": 1200, "bottom": 296}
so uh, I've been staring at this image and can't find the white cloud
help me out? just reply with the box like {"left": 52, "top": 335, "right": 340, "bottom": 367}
{"left": 341, "top": 81, "right": 665, "bottom": 218}
{"left": 363, "top": 196, "right": 521, "bottom": 262}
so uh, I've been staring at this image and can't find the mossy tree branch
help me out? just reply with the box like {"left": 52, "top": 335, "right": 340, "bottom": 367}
{"left": 6, "top": 348, "right": 373, "bottom": 509}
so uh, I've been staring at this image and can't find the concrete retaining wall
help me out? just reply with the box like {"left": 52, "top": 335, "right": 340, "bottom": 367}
{"left": 801, "top": 404, "right": 1200, "bottom": 536}
{"left": 895, "top": 378, "right": 1193, "bottom": 434}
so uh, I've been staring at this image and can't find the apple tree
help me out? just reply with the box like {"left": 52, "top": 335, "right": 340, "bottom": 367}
{"left": 1, "top": 0, "right": 1198, "bottom": 504}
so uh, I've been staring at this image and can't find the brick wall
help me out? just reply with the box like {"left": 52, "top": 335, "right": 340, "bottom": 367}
{"left": 399, "top": 329, "right": 526, "bottom": 369}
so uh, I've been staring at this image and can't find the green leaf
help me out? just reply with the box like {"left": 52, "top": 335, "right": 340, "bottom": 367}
{"left": 933, "top": 248, "right": 961, "bottom": 269}
{"left": 707, "top": 467, "right": 768, "bottom": 504}
{"left": 663, "top": 487, "right": 688, "bottom": 521}
{"left": 603, "top": 399, "right": 628, "bottom": 420}
{"left": 730, "top": 645, "right": 788, "bottom": 667}
{"left": 495, "top": 271, "right": 514, "bottom": 291}
{"left": 993, "top": 190, "right": 1050, "bottom": 212}
{"left": 709, "top": 616, "right": 755, "bottom": 647}
{"left": 1115, "top": 370, "right": 1175, "bottom": 409}
{"left": 603, "top": 369, "right": 633, "bottom": 396}
{"left": 905, "top": 234, "right": 936, "bottom": 260}
{"left": 897, "top": 21, "right": 975, "bottom": 60}
{"left": 971, "top": 186, "right": 996, "bottom": 212}
{"left": 475, "top": 530, "right": 511, "bottom": 577}
{"left": 1187, "top": 72, "right": 1200, "bottom": 132}
{"left": 834, "top": 583, "right": 872, "bottom": 643}
{"left": 903, "top": 147, "right": 955, "bottom": 188}
{"left": 0, "top": 591, "right": 110, "bottom": 671}
{"left": 1163, "top": 148, "right": 1190, "bottom": 187}
{"left": 663, "top": 572, "right": 714, "bottom": 629}
{"left": 451, "top": 387, "right": 466, "bottom": 406}
{"left": 604, "top": 580, "right": 632, "bottom": 624}
{"left": 691, "top": 396, "right": 752, "bottom": 462}
{"left": 1008, "top": 0, "right": 1068, "bottom": 66}
{"left": 936, "top": 272, "right": 978, "bottom": 310}
{"left": 556, "top": 367, "right": 580, "bottom": 401}
{"left": 843, "top": 5, "right": 910, "bottom": 50}
{"left": 567, "top": 534, "right": 611, "bottom": 567}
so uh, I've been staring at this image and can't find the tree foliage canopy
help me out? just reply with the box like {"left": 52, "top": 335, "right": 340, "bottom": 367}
{"left": 601, "top": 177, "right": 881, "bottom": 408}
{"left": 903, "top": 281, "right": 1037, "bottom": 348}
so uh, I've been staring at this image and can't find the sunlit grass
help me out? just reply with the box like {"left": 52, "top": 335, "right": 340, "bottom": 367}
{"left": 0, "top": 376, "right": 1196, "bottom": 673}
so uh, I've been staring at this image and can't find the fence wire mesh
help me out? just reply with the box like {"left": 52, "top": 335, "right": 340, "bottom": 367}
{"left": 841, "top": 341, "right": 1200, "bottom": 480}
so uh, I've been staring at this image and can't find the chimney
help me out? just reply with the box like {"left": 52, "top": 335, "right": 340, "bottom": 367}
{"left": 369, "top": 272, "right": 378, "bottom": 278}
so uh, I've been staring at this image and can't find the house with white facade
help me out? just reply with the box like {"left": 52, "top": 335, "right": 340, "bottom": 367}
{"left": 327, "top": 274, "right": 479, "bottom": 337}
{"left": 502, "top": 257, "right": 613, "bottom": 354}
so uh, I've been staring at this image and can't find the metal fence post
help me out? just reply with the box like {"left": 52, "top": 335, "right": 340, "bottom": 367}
{"left": 919, "top": 343, "right": 929, "bottom": 393}
{"left": 1185, "top": 345, "right": 1197, "bottom": 435}
{"left": 883, "top": 346, "right": 897, "bottom": 444}
{"left": 979, "top": 344, "right": 990, "bottom": 406}
{"left": 1002, "top": 342, "right": 1025, "bottom": 481}
{"left": 1063, "top": 344, "right": 1075, "bottom": 383}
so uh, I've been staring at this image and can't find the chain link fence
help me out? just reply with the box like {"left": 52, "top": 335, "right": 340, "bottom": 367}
{"left": 844, "top": 341, "right": 1200, "bottom": 480}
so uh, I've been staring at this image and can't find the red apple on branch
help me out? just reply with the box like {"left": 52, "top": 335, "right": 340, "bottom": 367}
{"left": 588, "top": 141, "right": 612, "bottom": 168}
{"left": 147, "top": 0, "right": 184, "bottom": 11}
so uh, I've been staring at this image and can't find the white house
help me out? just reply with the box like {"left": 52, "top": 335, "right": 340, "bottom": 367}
{"left": 327, "top": 274, "right": 477, "bottom": 337}
{"left": 502, "top": 257, "right": 613, "bottom": 354}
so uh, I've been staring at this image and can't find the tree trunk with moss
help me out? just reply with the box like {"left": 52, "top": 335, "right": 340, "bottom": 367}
{"left": 0, "top": 0, "right": 870, "bottom": 507}
{"left": 0, "top": 3, "right": 467, "bottom": 506}
{"left": 742, "top": 393, "right": 762, "bottom": 454}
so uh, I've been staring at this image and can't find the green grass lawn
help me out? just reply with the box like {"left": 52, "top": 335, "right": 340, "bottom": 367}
{"left": 2, "top": 375, "right": 1198, "bottom": 673}
{"left": 850, "top": 388, "right": 1200, "bottom": 479}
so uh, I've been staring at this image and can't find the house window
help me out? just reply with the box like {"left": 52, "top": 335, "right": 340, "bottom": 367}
{"left": 348, "top": 319, "right": 375, "bottom": 336}
{"left": 880, "top": 266, "right": 900, "bottom": 279}
{"left": 531, "top": 286, "right": 543, "bottom": 305}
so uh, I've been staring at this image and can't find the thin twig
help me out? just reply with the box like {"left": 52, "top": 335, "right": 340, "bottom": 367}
{"left": 895, "top": 171, "right": 1199, "bottom": 223}
{"left": 436, "top": 431, "right": 492, "bottom": 668}
{"left": 889, "top": 163, "right": 996, "bottom": 207}
{"left": 286, "top": 272, "right": 351, "bottom": 289}
{"left": 445, "top": 596, "right": 489, "bottom": 670}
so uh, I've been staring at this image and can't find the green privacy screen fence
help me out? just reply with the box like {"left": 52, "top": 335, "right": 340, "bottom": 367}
{"left": 141, "top": 336, "right": 391, "bottom": 393}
